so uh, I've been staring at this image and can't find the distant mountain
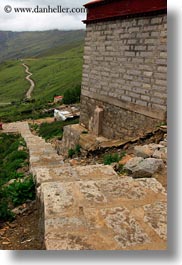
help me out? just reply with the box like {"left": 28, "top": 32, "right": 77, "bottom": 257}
{"left": 0, "top": 30, "right": 85, "bottom": 62}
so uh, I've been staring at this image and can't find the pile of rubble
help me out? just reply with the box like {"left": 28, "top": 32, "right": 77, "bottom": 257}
{"left": 123, "top": 134, "right": 167, "bottom": 179}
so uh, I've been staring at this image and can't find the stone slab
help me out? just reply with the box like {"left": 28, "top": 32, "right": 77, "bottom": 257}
{"left": 43, "top": 176, "right": 167, "bottom": 250}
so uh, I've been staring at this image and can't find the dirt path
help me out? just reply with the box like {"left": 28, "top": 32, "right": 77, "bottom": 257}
{"left": 22, "top": 63, "right": 35, "bottom": 99}
{"left": 0, "top": 103, "right": 11, "bottom": 106}
{"left": 0, "top": 201, "right": 44, "bottom": 250}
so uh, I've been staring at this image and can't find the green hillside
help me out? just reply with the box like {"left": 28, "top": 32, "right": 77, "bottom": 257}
{"left": 0, "top": 60, "right": 28, "bottom": 103}
{"left": 0, "top": 40, "right": 84, "bottom": 122}
{"left": 0, "top": 30, "right": 85, "bottom": 63}
{"left": 24, "top": 41, "right": 83, "bottom": 102}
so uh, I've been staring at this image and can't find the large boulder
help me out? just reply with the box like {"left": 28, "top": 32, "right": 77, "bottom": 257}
{"left": 124, "top": 157, "right": 164, "bottom": 178}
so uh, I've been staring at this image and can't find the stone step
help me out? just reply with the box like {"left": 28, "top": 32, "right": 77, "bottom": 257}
{"left": 3, "top": 121, "right": 167, "bottom": 250}
{"left": 41, "top": 174, "right": 167, "bottom": 250}
{"left": 34, "top": 164, "right": 119, "bottom": 185}
{"left": 30, "top": 160, "right": 65, "bottom": 170}
{"left": 30, "top": 156, "right": 60, "bottom": 162}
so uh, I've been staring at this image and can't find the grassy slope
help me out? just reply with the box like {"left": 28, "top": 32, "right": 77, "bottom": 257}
{"left": 36, "top": 118, "right": 79, "bottom": 140}
{"left": 0, "top": 30, "right": 85, "bottom": 63}
{"left": 0, "top": 41, "right": 84, "bottom": 122}
{"left": 24, "top": 42, "right": 83, "bottom": 102}
{"left": 0, "top": 61, "right": 28, "bottom": 103}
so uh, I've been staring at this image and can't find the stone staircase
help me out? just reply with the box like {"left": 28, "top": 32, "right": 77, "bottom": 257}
{"left": 3, "top": 122, "right": 167, "bottom": 250}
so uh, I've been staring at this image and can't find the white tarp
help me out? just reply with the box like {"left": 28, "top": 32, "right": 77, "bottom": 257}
{"left": 54, "top": 109, "right": 73, "bottom": 121}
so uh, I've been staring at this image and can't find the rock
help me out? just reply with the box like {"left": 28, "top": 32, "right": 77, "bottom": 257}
{"left": 3, "top": 179, "right": 16, "bottom": 187}
{"left": 111, "top": 162, "right": 119, "bottom": 171}
{"left": 69, "top": 159, "right": 79, "bottom": 166}
{"left": 124, "top": 157, "right": 144, "bottom": 171}
{"left": 124, "top": 157, "right": 164, "bottom": 178}
{"left": 8, "top": 222, "right": 17, "bottom": 229}
{"left": 18, "top": 146, "right": 24, "bottom": 151}
{"left": 12, "top": 204, "right": 28, "bottom": 215}
{"left": 134, "top": 145, "right": 153, "bottom": 158}
{"left": 160, "top": 125, "right": 167, "bottom": 132}
{"left": 159, "top": 141, "right": 167, "bottom": 147}
{"left": 134, "top": 144, "right": 165, "bottom": 159}
{"left": 119, "top": 154, "right": 133, "bottom": 165}
{"left": 17, "top": 166, "right": 29, "bottom": 174}
{"left": 2, "top": 242, "right": 11, "bottom": 245}
{"left": 153, "top": 147, "right": 167, "bottom": 161}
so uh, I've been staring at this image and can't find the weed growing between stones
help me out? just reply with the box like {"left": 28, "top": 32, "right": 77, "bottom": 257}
{"left": 68, "top": 144, "right": 81, "bottom": 158}
{"left": 103, "top": 151, "right": 126, "bottom": 165}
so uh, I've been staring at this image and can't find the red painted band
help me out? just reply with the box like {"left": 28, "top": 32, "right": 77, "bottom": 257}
{"left": 83, "top": 0, "right": 167, "bottom": 24}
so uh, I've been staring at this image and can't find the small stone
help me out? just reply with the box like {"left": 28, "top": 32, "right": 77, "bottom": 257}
{"left": 134, "top": 145, "right": 153, "bottom": 158}
{"left": 3, "top": 179, "right": 16, "bottom": 187}
{"left": 119, "top": 154, "right": 133, "bottom": 165}
{"left": 159, "top": 141, "right": 167, "bottom": 147}
{"left": 18, "top": 146, "right": 24, "bottom": 151}
{"left": 8, "top": 223, "right": 16, "bottom": 229}
{"left": 69, "top": 159, "right": 79, "bottom": 166}
{"left": 160, "top": 125, "right": 167, "bottom": 132}
{"left": 2, "top": 242, "right": 11, "bottom": 245}
{"left": 153, "top": 147, "right": 167, "bottom": 161}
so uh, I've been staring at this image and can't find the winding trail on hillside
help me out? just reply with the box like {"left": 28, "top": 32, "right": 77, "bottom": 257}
{"left": 22, "top": 63, "right": 35, "bottom": 99}
{"left": 0, "top": 102, "right": 11, "bottom": 106}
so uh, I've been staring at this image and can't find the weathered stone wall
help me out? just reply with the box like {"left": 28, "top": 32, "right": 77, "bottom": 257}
{"left": 80, "top": 96, "right": 162, "bottom": 140}
{"left": 80, "top": 14, "right": 167, "bottom": 139}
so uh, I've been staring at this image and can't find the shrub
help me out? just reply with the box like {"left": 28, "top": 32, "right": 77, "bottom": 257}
{"left": 5, "top": 158, "right": 25, "bottom": 172}
{"left": 38, "top": 118, "right": 79, "bottom": 140}
{"left": 63, "top": 85, "right": 81, "bottom": 105}
{"left": 68, "top": 148, "right": 75, "bottom": 158}
{"left": 103, "top": 152, "right": 126, "bottom": 165}
{"left": 0, "top": 198, "right": 15, "bottom": 222}
{"left": 0, "top": 134, "right": 29, "bottom": 184}
{"left": 75, "top": 144, "right": 81, "bottom": 155}
{"left": 0, "top": 134, "right": 35, "bottom": 222}
{"left": 6, "top": 150, "right": 28, "bottom": 162}
{"left": 103, "top": 153, "right": 120, "bottom": 165}
{"left": 68, "top": 144, "right": 81, "bottom": 158}
{"left": 0, "top": 176, "right": 35, "bottom": 222}
{"left": 4, "top": 176, "right": 36, "bottom": 207}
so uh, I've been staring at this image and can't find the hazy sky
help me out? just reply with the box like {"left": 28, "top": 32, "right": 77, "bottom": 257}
{"left": 0, "top": 0, "right": 87, "bottom": 31}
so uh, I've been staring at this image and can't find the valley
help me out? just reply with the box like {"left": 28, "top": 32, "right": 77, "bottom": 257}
{"left": 0, "top": 34, "right": 84, "bottom": 122}
{"left": 0, "top": 30, "right": 85, "bottom": 63}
